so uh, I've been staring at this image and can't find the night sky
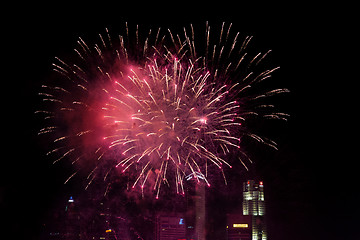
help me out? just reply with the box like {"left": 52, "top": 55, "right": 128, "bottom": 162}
{"left": 3, "top": 3, "right": 356, "bottom": 240}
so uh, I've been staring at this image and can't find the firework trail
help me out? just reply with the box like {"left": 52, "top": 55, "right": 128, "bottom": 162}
{"left": 36, "top": 22, "right": 289, "bottom": 198}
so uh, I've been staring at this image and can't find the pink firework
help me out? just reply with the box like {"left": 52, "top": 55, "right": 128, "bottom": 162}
{"left": 36, "top": 22, "right": 289, "bottom": 198}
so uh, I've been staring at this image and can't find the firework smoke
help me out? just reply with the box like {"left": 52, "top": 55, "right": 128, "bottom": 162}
{"left": 36, "top": 22, "right": 289, "bottom": 198}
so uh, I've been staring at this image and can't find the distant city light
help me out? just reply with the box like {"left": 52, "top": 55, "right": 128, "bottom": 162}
{"left": 233, "top": 223, "right": 249, "bottom": 228}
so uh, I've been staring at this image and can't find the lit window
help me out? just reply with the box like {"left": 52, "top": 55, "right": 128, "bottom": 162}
{"left": 233, "top": 223, "right": 248, "bottom": 228}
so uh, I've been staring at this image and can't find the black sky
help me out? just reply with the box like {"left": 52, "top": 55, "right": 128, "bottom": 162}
{"left": 3, "top": 3, "right": 356, "bottom": 240}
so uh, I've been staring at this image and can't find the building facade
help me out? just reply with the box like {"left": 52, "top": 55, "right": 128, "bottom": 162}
{"left": 242, "top": 180, "right": 267, "bottom": 240}
{"left": 155, "top": 214, "right": 186, "bottom": 240}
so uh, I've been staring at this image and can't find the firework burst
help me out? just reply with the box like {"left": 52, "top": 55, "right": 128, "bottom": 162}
{"left": 36, "top": 22, "right": 289, "bottom": 198}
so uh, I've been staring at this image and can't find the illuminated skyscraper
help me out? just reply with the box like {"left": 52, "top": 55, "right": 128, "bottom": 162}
{"left": 63, "top": 196, "right": 82, "bottom": 240}
{"left": 185, "top": 172, "right": 206, "bottom": 240}
{"left": 243, "top": 180, "right": 267, "bottom": 240}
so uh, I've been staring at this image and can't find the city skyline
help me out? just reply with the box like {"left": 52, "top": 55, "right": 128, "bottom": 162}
{"left": 39, "top": 179, "right": 266, "bottom": 240}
